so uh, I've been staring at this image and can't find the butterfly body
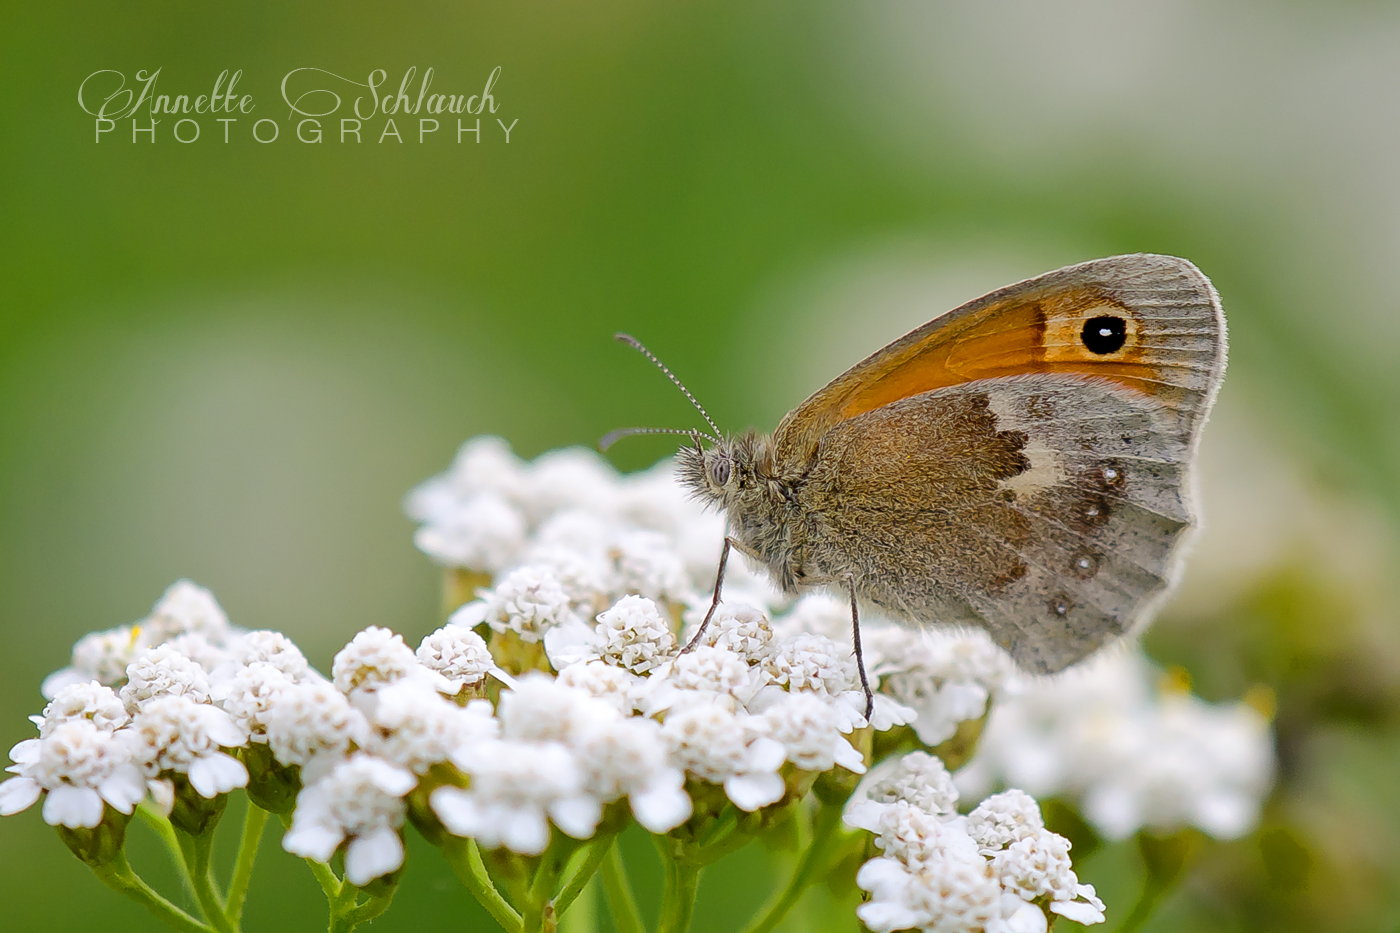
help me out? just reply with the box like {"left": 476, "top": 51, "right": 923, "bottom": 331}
{"left": 675, "top": 254, "right": 1225, "bottom": 674}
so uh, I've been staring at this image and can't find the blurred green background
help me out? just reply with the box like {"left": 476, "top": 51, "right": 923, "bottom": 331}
{"left": 5, "top": 1, "right": 1400, "bottom": 930}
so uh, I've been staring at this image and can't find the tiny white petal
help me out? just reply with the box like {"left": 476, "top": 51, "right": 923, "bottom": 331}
{"left": 187, "top": 753, "right": 249, "bottom": 798}
{"left": 0, "top": 777, "right": 42, "bottom": 815}
{"left": 502, "top": 809, "right": 551, "bottom": 856}
{"left": 630, "top": 781, "right": 693, "bottom": 833}
{"left": 724, "top": 772, "right": 785, "bottom": 811}
{"left": 345, "top": 826, "right": 405, "bottom": 886}
{"left": 99, "top": 765, "right": 149, "bottom": 814}
{"left": 43, "top": 785, "right": 104, "bottom": 829}
{"left": 989, "top": 899, "right": 1049, "bottom": 933}
{"left": 283, "top": 823, "right": 344, "bottom": 862}
{"left": 549, "top": 795, "right": 602, "bottom": 839}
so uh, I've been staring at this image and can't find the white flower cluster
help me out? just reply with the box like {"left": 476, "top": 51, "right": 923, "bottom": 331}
{"left": 4, "top": 581, "right": 259, "bottom": 829}
{"left": 847, "top": 753, "right": 1105, "bottom": 933}
{"left": 955, "top": 650, "right": 1275, "bottom": 841}
{"left": 412, "top": 438, "right": 1013, "bottom": 746}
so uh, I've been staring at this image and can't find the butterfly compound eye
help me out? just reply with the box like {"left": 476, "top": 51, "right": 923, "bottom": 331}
{"left": 1080, "top": 315, "right": 1128, "bottom": 354}
{"left": 708, "top": 456, "right": 732, "bottom": 487}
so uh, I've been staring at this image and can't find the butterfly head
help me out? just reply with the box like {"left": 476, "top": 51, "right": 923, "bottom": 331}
{"left": 676, "top": 430, "right": 778, "bottom": 510}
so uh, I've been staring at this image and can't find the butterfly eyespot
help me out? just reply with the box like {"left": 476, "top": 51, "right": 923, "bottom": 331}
{"left": 1097, "top": 463, "right": 1126, "bottom": 491}
{"left": 1068, "top": 494, "right": 1112, "bottom": 532}
{"left": 1070, "top": 551, "right": 1100, "bottom": 580}
{"left": 1081, "top": 315, "right": 1128, "bottom": 354}
{"left": 1049, "top": 595, "right": 1072, "bottom": 618}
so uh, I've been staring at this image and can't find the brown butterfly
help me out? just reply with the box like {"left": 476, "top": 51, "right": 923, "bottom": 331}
{"left": 606, "top": 254, "right": 1227, "bottom": 715}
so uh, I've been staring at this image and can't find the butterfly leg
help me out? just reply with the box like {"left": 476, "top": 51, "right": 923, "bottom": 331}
{"left": 845, "top": 574, "right": 874, "bottom": 721}
{"left": 682, "top": 536, "right": 735, "bottom": 653}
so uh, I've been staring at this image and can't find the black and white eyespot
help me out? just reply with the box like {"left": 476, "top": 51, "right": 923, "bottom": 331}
{"left": 708, "top": 456, "right": 732, "bottom": 487}
{"left": 1081, "top": 315, "right": 1128, "bottom": 354}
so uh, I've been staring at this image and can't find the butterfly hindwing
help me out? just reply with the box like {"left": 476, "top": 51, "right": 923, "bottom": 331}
{"left": 792, "top": 374, "right": 1197, "bottom": 672}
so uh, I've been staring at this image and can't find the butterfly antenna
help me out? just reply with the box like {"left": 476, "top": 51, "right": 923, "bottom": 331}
{"left": 614, "top": 333, "right": 724, "bottom": 439}
{"left": 599, "top": 426, "right": 718, "bottom": 452}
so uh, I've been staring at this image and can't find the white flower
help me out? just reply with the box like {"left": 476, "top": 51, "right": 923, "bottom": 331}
{"left": 213, "top": 662, "right": 296, "bottom": 741}
{"left": 757, "top": 691, "right": 865, "bottom": 774}
{"left": 551, "top": 595, "right": 677, "bottom": 674}
{"left": 404, "top": 435, "right": 529, "bottom": 524}
{"left": 126, "top": 696, "right": 249, "bottom": 798}
{"left": 856, "top": 835, "right": 1002, "bottom": 933}
{"left": 874, "top": 628, "right": 1011, "bottom": 747}
{"left": 263, "top": 680, "right": 365, "bottom": 778}
{"left": 432, "top": 739, "right": 596, "bottom": 854}
{"left": 361, "top": 679, "right": 498, "bottom": 775}
{"left": 609, "top": 530, "right": 690, "bottom": 604}
{"left": 42, "top": 625, "right": 145, "bottom": 698}
{"left": 685, "top": 603, "right": 774, "bottom": 664}
{"left": 845, "top": 751, "right": 957, "bottom": 832}
{"left": 571, "top": 715, "right": 692, "bottom": 832}
{"left": 283, "top": 753, "right": 416, "bottom": 886}
{"left": 554, "top": 661, "right": 643, "bottom": 716}
{"left": 966, "top": 789, "right": 1045, "bottom": 853}
{"left": 332, "top": 626, "right": 433, "bottom": 700}
{"left": 35, "top": 682, "right": 129, "bottom": 737}
{"left": 520, "top": 543, "right": 612, "bottom": 613}
{"left": 220, "top": 631, "right": 311, "bottom": 681}
{"left": 651, "top": 645, "right": 758, "bottom": 709}
{"left": 479, "top": 567, "right": 577, "bottom": 643}
{"left": 660, "top": 699, "right": 786, "bottom": 811}
{"left": 413, "top": 492, "right": 528, "bottom": 572}
{"left": 958, "top": 650, "right": 1274, "bottom": 841}
{"left": 495, "top": 674, "right": 616, "bottom": 746}
{"left": 1050, "top": 884, "right": 1106, "bottom": 925}
{"left": 165, "top": 633, "right": 234, "bottom": 674}
{"left": 143, "top": 580, "right": 231, "bottom": 644}
{"left": 992, "top": 829, "right": 1078, "bottom": 902}
{"left": 523, "top": 447, "right": 619, "bottom": 524}
{"left": 120, "top": 645, "right": 212, "bottom": 712}
{"left": 762, "top": 633, "right": 857, "bottom": 697}
{"left": 0, "top": 720, "right": 147, "bottom": 828}
{"left": 417, "top": 623, "right": 495, "bottom": 693}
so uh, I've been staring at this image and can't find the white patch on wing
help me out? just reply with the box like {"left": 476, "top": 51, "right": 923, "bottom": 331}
{"left": 986, "top": 388, "right": 1066, "bottom": 499}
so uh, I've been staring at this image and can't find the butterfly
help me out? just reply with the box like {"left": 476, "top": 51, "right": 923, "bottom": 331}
{"left": 607, "top": 254, "right": 1227, "bottom": 715}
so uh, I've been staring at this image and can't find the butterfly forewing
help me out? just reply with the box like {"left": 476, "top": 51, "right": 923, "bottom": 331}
{"left": 774, "top": 254, "right": 1225, "bottom": 672}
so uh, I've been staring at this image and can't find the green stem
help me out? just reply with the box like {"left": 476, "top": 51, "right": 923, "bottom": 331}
{"left": 137, "top": 801, "right": 195, "bottom": 894}
{"left": 177, "top": 829, "right": 235, "bottom": 933}
{"left": 554, "top": 835, "right": 615, "bottom": 918}
{"left": 599, "top": 845, "right": 645, "bottom": 933}
{"left": 442, "top": 836, "right": 523, "bottom": 933}
{"left": 279, "top": 813, "right": 344, "bottom": 905}
{"left": 557, "top": 874, "right": 597, "bottom": 933}
{"left": 92, "top": 850, "right": 214, "bottom": 933}
{"left": 339, "top": 890, "right": 397, "bottom": 929}
{"left": 523, "top": 835, "right": 574, "bottom": 933}
{"left": 740, "top": 803, "right": 844, "bottom": 933}
{"left": 655, "top": 840, "right": 700, "bottom": 933}
{"left": 226, "top": 803, "right": 268, "bottom": 927}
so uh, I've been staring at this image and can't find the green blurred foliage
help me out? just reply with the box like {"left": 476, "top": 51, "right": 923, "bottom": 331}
{"left": 4, "top": 1, "right": 1400, "bottom": 931}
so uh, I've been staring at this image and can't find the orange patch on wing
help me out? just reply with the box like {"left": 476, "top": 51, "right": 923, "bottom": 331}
{"left": 832, "top": 289, "right": 1160, "bottom": 426}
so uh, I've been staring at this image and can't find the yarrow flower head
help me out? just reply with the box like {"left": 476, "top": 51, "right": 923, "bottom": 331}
{"left": 955, "top": 650, "right": 1275, "bottom": 842}
{"left": 283, "top": 753, "right": 417, "bottom": 886}
{"left": 846, "top": 752, "right": 1106, "bottom": 932}
{"left": 416, "top": 623, "right": 495, "bottom": 695}
{"left": 126, "top": 695, "right": 249, "bottom": 799}
{"left": 5, "top": 439, "right": 1276, "bottom": 932}
{"left": 120, "top": 644, "right": 213, "bottom": 712}
{"left": 0, "top": 719, "right": 147, "bottom": 829}
{"left": 34, "top": 682, "right": 129, "bottom": 738}
{"left": 473, "top": 566, "right": 578, "bottom": 643}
